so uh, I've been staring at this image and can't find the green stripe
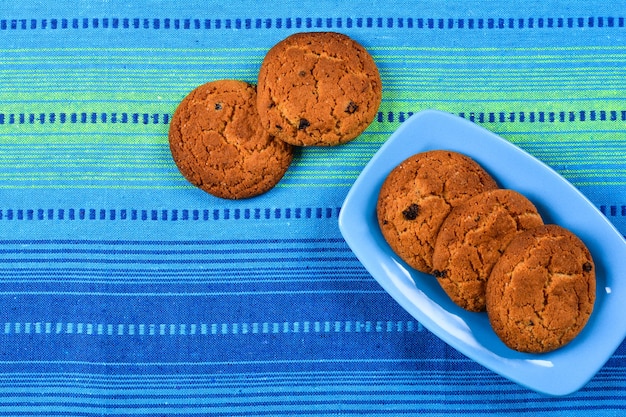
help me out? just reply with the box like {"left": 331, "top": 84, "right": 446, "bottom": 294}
{"left": 0, "top": 45, "right": 623, "bottom": 190}
{"left": 0, "top": 133, "right": 168, "bottom": 145}
{"left": 2, "top": 70, "right": 624, "bottom": 91}
{"left": 0, "top": 47, "right": 270, "bottom": 53}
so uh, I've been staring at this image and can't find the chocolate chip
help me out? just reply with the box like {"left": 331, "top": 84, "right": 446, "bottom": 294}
{"left": 298, "top": 118, "right": 310, "bottom": 130}
{"left": 433, "top": 269, "right": 447, "bottom": 278}
{"left": 402, "top": 204, "right": 419, "bottom": 220}
{"left": 214, "top": 103, "right": 222, "bottom": 110}
{"left": 299, "top": 70, "right": 307, "bottom": 77}
{"left": 345, "top": 101, "right": 358, "bottom": 114}
{"left": 583, "top": 262, "right": 593, "bottom": 273}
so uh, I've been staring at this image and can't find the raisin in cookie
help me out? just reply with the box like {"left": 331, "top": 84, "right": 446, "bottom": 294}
{"left": 486, "top": 224, "right": 596, "bottom": 353}
{"left": 377, "top": 150, "right": 498, "bottom": 274}
{"left": 432, "top": 189, "right": 544, "bottom": 312}
{"left": 257, "top": 32, "right": 382, "bottom": 146}
{"left": 168, "top": 80, "right": 294, "bottom": 199}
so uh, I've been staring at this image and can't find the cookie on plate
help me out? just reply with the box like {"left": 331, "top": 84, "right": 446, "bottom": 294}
{"left": 168, "top": 80, "right": 294, "bottom": 199}
{"left": 257, "top": 32, "right": 382, "bottom": 146}
{"left": 377, "top": 150, "right": 499, "bottom": 274}
{"left": 486, "top": 224, "right": 596, "bottom": 353}
{"left": 432, "top": 189, "right": 544, "bottom": 312}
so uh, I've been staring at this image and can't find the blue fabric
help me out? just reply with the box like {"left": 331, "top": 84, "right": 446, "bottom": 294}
{"left": 0, "top": 0, "right": 624, "bottom": 414}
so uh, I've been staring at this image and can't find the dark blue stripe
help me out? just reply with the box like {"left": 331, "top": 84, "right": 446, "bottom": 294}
{"left": 0, "top": 256, "right": 359, "bottom": 265}
{"left": 0, "top": 205, "right": 621, "bottom": 223}
{"left": 0, "top": 112, "right": 169, "bottom": 125}
{"left": 1, "top": 110, "right": 625, "bottom": 126}
{"left": 0, "top": 16, "right": 624, "bottom": 31}
{"left": 0, "top": 207, "right": 342, "bottom": 221}
{"left": 0, "top": 395, "right": 624, "bottom": 412}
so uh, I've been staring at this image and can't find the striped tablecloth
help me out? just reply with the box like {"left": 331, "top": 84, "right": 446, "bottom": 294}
{"left": 0, "top": 0, "right": 624, "bottom": 415}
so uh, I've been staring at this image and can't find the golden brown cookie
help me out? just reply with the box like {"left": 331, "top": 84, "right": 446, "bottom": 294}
{"left": 168, "top": 80, "right": 294, "bottom": 199}
{"left": 376, "top": 150, "right": 499, "bottom": 274}
{"left": 257, "top": 32, "right": 382, "bottom": 146}
{"left": 486, "top": 225, "right": 596, "bottom": 353}
{"left": 432, "top": 189, "right": 544, "bottom": 312}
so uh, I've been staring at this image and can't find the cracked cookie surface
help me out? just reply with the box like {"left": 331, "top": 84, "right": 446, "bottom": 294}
{"left": 168, "top": 80, "right": 293, "bottom": 199}
{"left": 376, "top": 150, "right": 498, "bottom": 274}
{"left": 432, "top": 189, "right": 544, "bottom": 312}
{"left": 486, "top": 224, "right": 596, "bottom": 353}
{"left": 257, "top": 32, "right": 382, "bottom": 146}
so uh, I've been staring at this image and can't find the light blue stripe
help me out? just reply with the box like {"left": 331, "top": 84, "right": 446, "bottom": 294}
{"left": 0, "top": 290, "right": 385, "bottom": 296}
{"left": 0, "top": 320, "right": 421, "bottom": 336}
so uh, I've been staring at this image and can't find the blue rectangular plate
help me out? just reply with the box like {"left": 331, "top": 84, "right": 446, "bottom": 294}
{"left": 338, "top": 109, "right": 626, "bottom": 396}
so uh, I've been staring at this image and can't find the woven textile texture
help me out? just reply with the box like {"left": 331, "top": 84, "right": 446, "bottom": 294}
{"left": 0, "top": 0, "right": 624, "bottom": 415}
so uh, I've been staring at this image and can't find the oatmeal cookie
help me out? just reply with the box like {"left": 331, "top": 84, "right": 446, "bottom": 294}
{"left": 257, "top": 32, "right": 382, "bottom": 146}
{"left": 377, "top": 150, "right": 498, "bottom": 273}
{"left": 168, "top": 80, "right": 293, "bottom": 199}
{"left": 432, "top": 189, "right": 544, "bottom": 312}
{"left": 486, "top": 224, "right": 596, "bottom": 353}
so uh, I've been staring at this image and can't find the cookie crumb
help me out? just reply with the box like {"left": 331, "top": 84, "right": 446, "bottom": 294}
{"left": 298, "top": 118, "right": 310, "bottom": 130}
{"left": 345, "top": 101, "right": 359, "bottom": 114}
{"left": 402, "top": 204, "right": 420, "bottom": 220}
{"left": 433, "top": 269, "right": 447, "bottom": 278}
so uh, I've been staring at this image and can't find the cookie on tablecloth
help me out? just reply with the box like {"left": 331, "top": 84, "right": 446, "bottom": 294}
{"left": 486, "top": 224, "right": 596, "bottom": 353}
{"left": 168, "top": 80, "right": 294, "bottom": 199}
{"left": 376, "top": 150, "right": 499, "bottom": 274}
{"left": 432, "top": 189, "right": 544, "bottom": 312}
{"left": 257, "top": 32, "right": 382, "bottom": 146}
